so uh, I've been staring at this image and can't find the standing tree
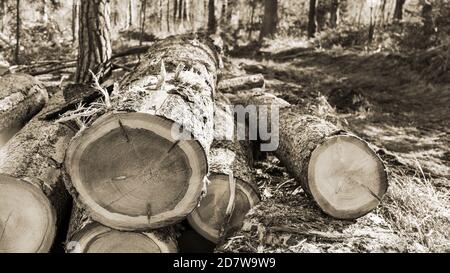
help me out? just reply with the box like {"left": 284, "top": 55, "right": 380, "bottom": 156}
{"left": 75, "top": 0, "right": 112, "bottom": 83}
{"left": 0, "top": 0, "right": 5, "bottom": 32}
{"left": 329, "top": 0, "right": 340, "bottom": 28}
{"left": 72, "top": 0, "right": 79, "bottom": 44}
{"left": 259, "top": 0, "right": 278, "bottom": 41}
{"left": 207, "top": 0, "right": 216, "bottom": 34}
{"left": 139, "top": 0, "right": 147, "bottom": 45}
{"left": 308, "top": 0, "right": 316, "bottom": 38}
{"left": 393, "top": 0, "right": 406, "bottom": 22}
{"left": 15, "top": 0, "right": 20, "bottom": 64}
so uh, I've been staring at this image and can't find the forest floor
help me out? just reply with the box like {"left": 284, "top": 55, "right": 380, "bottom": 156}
{"left": 218, "top": 47, "right": 450, "bottom": 253}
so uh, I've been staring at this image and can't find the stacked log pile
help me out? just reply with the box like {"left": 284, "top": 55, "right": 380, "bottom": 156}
{"left": 0, "top": 34, "right": 388, "bottom": 253}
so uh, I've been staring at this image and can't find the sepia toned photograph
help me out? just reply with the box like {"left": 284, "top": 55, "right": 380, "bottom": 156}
{"left": 0, "top": 0, "right": 448, "bottom": 262}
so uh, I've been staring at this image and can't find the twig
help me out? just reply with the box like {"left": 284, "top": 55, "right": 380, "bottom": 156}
{"left": 270, "top": 226, "right": 375, "bottom": 241}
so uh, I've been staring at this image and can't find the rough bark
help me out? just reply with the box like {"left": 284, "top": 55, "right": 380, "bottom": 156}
{"left": 308, "top": 0, "right": 316, "bottom": 38}
{"left": 66, "top": 203, "right": 178, "bottom": 253}
{"left": 0, "top": 74, "right": 48, "bottom": 146}
{"left": 217, "top": 74, "right": 265, "bottom": 93}
{"left": 187, "top": 94, "right": 260, "bottom": 243}
{"left": 0, "top": 92, "right": 75, "bottom": 252}
{"left": 246, "top": 94, "right": 388, "bottom": 219}
{"left": 259, "top": 0, "right": 278, "bottom": 41}
{"left": 65, "top": 34, "right": 222, "bottom": 231}
{"left": 75, "top": 0, "right": 112, "bottom": 83}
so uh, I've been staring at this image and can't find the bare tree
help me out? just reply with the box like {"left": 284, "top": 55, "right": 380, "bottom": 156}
{"left": 308, "top": 0, "right": 316, "bottom": 38}
{"left": 76, "top": 0, "right": 112, "bottom": 83}
{"left": 259, "top": 0, "right": 278, "bottom": 41}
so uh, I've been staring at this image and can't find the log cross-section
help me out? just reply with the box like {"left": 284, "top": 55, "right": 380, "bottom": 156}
{"left": 65, "top": 34, "right": 222, "bottom": 230}
{"left": 247, "top": 93, "right": 389, "bottom": 219}
{"left": 188, "top": 95, "right": 260, "bottom": 243}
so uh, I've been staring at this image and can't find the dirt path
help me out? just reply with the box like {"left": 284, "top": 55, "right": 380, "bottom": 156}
{"left": 219, "top": 51, "right": 450, "bottom": 253}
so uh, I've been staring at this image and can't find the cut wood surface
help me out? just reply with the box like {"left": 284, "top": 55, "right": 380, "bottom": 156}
{"left": 66, "top": 205, "right": 177, "bottom": 253}
{"left": 0, "top": 96, "right": 75, "bottom": 252}
{"left": 188, "top": 95, "right": 260, "bottom": 243}
{"left": 0, "top": 73, "right": 48, "bottom": 146}
{"left": 65, "top": 34, "right": 222, "bottom": 230}
{"left": 217, "top": 74, "right": 265, "bottom": 93}
{"left": 247, "top": 92, "right": 388, "bottom": 219}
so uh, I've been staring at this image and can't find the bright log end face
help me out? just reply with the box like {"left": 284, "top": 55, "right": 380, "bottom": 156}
{"left": 308, "top": 135, "right": 388, "bottom": 219}
{"left": 0, "top": 175, "right": 55, "bottom": 253}
{"left": 86, "top": 231, "right": 161, "bottom": 253}
{"left": 66, "top": 113, "right": 207, "bottom": 230}
{"left": 188, "top": 174, "right": 260, "bottom": 243}
{"left": 70, "top": 224, "right": 177, "bottom": 253}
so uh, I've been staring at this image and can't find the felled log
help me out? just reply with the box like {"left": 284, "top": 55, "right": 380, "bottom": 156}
{"left": 217, "top": 74, "right": 265, "bottom": 93}
{"left": 247, "top": 93, "right": 388, "bottom": 219}
{"left": 65, "top": 34, "right": 222, "bottom": 231}
{"left": 66, "top": 205, "right": 177, "bottom": 253}
{"left": 0, "top": 74, "right": 48, "bottom": 146}
{"left": 187, "top": 95, "right": 260, "bottom": 243}
{"left": 0, "top": 98, "right": 75, "bottom": 252}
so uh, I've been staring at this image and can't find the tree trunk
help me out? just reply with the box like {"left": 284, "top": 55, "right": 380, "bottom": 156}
{"left": 207, "top": 0, "right": 216, "bottom": 34}
{"left": 75, "top": 0, "right": 112, "bottom": 84}
{"left": 329, "top": 0, "right": 340, "bottom": 29}
{"left": 40, "top": 0, "right": 49, "bottom": 24}
{"left": 166, "top": 0, "right": 171, "bottom": 32}
{"left": 0, "top": 92, "right": 75, "bottom": 253}
{"left": 65, "top": 34, "right": 222, "bottom": 231}
{"left": 247, "top": 93, "right": 389, "bottom": 220}
{"left": 0, "top": 74, "right": 48, "bottom": 146}
{"left": 15, "top": 0, "right": 20, "bottom": 64}
{"left": 173, "top": 0, "right": 178, "bottom": 26}
{"left": 259, "top": 0, "right": 278, "bottom": 41}
{"left": 72, "top": 0, "right": 79, "bottom": 44}
{"left": 139, "top": 0, "right": 147, "bottom": 46}
{"left": 248, "top": 1, "right": 256, "bottom": 40}
{"left": 66, "top": 204, "right": 178, "bottom": 253}
{"left": 0, "top": 0, "right": 5, "bottom": 32}
{"left": 127, "top": 0, "right": 135, "bottom": 29}
{"left": 393, "top": 0, "right": 405, "bottom": 22}
{"left": 187, "top": 94, "right": 260, "bottom": 244}
{"left": 307, "top": 0, "right": 316, "bottom": 38}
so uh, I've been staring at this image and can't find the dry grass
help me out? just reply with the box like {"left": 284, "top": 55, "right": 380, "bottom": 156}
{"left": 378, "top": 166, "right": 450, "bottom": 252}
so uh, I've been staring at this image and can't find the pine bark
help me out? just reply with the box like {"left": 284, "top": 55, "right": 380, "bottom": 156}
{"left": 0, "top": 91, "right": 75, "bottom": 252}
{"left": 0, "top": 74, "right": 48, "bottom": 146}
{"left": 75, "top": 0, "right": 112, "bottom": 83}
